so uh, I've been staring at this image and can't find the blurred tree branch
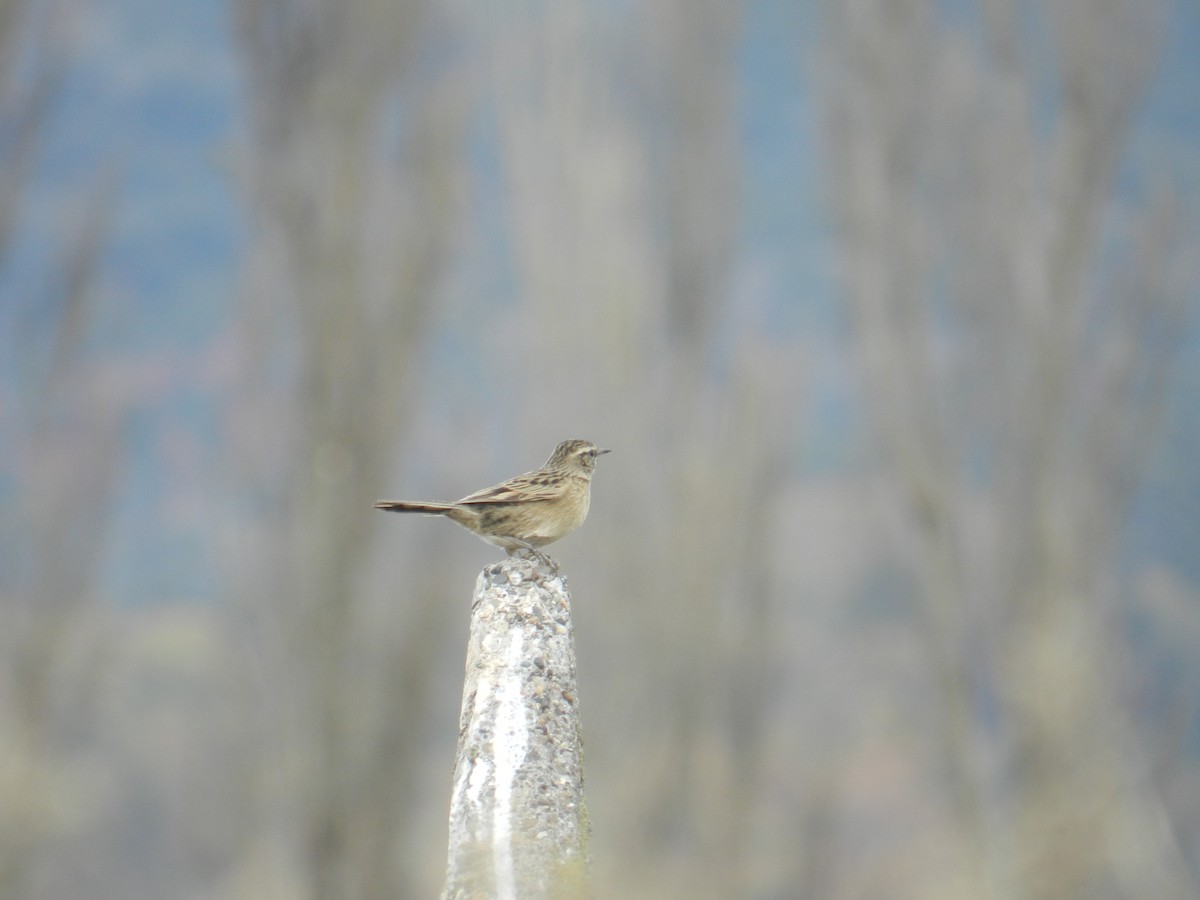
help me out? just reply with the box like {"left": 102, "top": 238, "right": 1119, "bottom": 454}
{"left": 822, "top": 0, "right": 1196, "bottom": 896}
{"left": 0, "top": 2, "right": 123, "bottom": 895}
{"left": 228, "top": 1, "right": 466, "bottom": 896}
{"left": 484, "top": 4, "right": 807, "bottom": 896}
{"left": 0, "top": 0, "right": 60, "bottom": 261}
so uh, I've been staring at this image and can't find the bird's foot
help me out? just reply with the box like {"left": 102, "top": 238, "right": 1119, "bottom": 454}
{"left": 506, "top": 543, "right": 560, "bottom": 574}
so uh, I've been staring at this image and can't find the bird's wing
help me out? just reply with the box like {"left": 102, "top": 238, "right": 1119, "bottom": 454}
{"left": 456, "top": 470, "right": 560, "bottom": 505}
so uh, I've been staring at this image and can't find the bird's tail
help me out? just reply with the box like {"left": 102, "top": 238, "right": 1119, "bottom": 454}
{"left": 374, "top": 500, "right": 458, "bottom": 514}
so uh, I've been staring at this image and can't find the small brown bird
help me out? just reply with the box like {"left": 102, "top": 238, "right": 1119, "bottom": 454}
{"left": 374, "top": 439, "right": 610, "bottom": 569}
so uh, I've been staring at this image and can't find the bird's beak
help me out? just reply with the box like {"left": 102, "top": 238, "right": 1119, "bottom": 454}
{"left": 598, "top": 448, "right": 612, "bottom": 456}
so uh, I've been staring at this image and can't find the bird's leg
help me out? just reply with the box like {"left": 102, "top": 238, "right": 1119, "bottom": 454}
{"left": 505, "top": 539, "right": 559, "bottom": 573}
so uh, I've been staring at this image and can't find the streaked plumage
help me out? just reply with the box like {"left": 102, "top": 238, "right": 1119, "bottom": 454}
{"left": 374, "top": 440, "right": 610, "bottom": 568}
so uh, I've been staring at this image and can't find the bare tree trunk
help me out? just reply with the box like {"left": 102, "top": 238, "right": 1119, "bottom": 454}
{"left": 442, "top": 558, "right": 590, "bottom": 900}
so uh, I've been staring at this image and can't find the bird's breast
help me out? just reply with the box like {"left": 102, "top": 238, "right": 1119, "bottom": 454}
{"left": 529, "top": 477, "right": 591, "bottom": 546}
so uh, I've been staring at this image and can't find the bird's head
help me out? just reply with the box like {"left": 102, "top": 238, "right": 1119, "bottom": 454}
{"left": 547, "top": 439, "right": 611, "bottom": 474}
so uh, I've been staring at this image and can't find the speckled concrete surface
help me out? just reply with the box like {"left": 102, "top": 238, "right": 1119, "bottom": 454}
{"left": 442, "top": 557, "right": 590, "bottom": 900}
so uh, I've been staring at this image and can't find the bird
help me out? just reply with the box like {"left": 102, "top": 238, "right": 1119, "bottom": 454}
{"left": 374, "top": 439, "right": 610, "bottom": 570}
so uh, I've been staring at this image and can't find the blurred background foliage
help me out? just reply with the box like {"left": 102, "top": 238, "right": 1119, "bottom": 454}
{"left": 2, "top": 0, "right": 1199, "bottom": 897}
